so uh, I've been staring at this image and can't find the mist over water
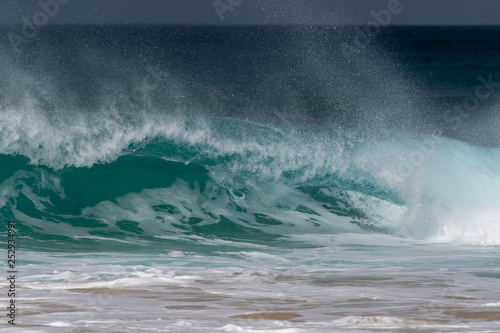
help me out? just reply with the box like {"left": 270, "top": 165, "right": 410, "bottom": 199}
{"left": 3, "top": 25, "right": 500, "bottom": 143}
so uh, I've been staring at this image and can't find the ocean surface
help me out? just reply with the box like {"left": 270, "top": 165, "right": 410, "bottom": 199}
{"left": 1, "top": 25, "right": 500, "bottom": 332}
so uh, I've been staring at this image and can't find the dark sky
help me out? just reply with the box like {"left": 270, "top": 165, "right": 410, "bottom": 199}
{"left": 1, "top": 0, "right": 500, "bottom": 26}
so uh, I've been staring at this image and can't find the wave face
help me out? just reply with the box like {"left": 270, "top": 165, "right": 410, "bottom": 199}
{"left": 1, "top": 108, "right": 500, "bottom": 250}
{"left": 1, "top": 25, "right": 500, "bottom": 251}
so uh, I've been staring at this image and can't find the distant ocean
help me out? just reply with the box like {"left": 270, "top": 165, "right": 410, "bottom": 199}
{"left": 1, "top": 25, "right": 500, "bottom": 332}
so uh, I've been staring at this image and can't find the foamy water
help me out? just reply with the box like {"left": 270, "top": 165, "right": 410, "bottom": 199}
{"left": 2, "top": 240, "right": 500, "bottom": 333}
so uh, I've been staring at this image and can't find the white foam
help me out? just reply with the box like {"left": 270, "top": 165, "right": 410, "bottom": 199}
{"left": 0, "top": 106, "right": 209, "bottom": 169}
{"left": 47, "top": 322, "right": 72, "bottom": 327}
{"left": 220, "top": 324, "right": 305, "bottom": 333}
{"left": 483, "top": 302, "right": 500, "bottom": 307}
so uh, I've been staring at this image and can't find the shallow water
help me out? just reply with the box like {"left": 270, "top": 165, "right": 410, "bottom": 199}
{"left": 2, "top": 236, "right": 498, "bottom": 332}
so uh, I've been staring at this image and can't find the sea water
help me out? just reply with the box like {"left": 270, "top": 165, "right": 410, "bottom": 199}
{"left": 0, "top": 25, "right": 500, "bottom": 332}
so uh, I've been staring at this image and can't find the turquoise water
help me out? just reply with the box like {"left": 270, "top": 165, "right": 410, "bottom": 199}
{"left": 2, "top": 111, "right": 500, "bottom": 249}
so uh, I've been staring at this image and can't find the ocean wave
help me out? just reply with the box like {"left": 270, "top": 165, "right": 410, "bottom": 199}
{"left": 1, "top": 109, "right": 499, "bottom": 246}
